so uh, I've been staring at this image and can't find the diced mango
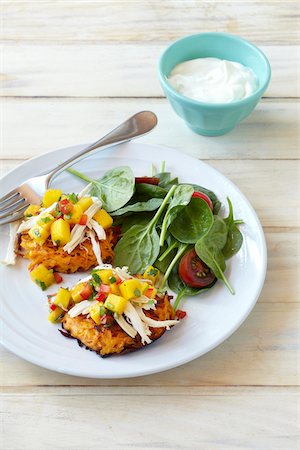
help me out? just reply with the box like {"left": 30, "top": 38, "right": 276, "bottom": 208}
{"left": 143, "top": 266, "right": 160, "bottom": 285}
{"left": 28, "top": 225, "right": 50, "bottom": 245}
{"left": 64, "top": 203, "right": 83, "bottom": 224}
{"left": 142, "top": 283, "right": 157, "bottom": 299}
{"left": 42, "top": 189, "right": 62, "bottom": 208}
{"left": 24, "top": 204, "right": 41, "bottom": 217}
{"left": 77, "top": 196, "right": 93, "bottom": 212}
{"left": 37, "top": 213, "right": 55, "bottom": 231}
{"left": 50, "top": 218, "right": 70, "bottom": 246}
{"left": 70, "top": 282, "right": 85, "bottom": 303}
{"left": 90, "top": 303, "right": 102, "bottom": 325}
{"left": 104, "top": 294, "right": 127, "bottom": 315}
{"left": 119, "top": 278, "right": 144, "bottom": 300}
{"left": 93, "top": 209, "right": 113, "bottom": 230}
{"left": 48, "top": 306, "right": 64, "bottom": 323}
{"left": 93, "top": 269, "right": 113, "bottom": 285}
{"left": 54, "top": 288, "right": 71, "bottom": 309}
{"left": 30, "top": 264, "right": 55, "bottom": 290}
{"left": 109, "top": 281, "right": 121, "bottom": 295}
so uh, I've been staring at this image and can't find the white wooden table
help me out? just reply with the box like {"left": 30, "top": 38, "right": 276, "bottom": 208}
{"left": 1, "top": 2, "right": 299, "bottom": 449}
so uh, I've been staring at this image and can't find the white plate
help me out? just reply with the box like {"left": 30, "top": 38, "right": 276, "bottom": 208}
{"left": 0, "top": 142, "right": 267, "bottom": 378}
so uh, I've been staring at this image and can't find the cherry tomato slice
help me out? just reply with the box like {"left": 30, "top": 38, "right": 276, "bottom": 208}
{"left": 80, "top": 283, "right": 93, "bottom": 300}
{"left": 178, "top": 249, "right": 216, "bottom": 288}
{"left": 135, "top": 177, "right": 160, "bottom": 185}
{"left": 192, "top": 192, "right": 213, "bottom": 211}
{"left": 58, "top": 199, "right": 73, "bottom": 215}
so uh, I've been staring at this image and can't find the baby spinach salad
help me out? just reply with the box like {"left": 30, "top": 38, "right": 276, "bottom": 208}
{"left": 67, "top": 163, "right": 243, "bottom": 310}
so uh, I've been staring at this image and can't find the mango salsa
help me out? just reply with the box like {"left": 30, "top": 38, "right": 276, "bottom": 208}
{"left": 48, "top": 306, "right": 64, "bottom": 323}
{"left": 93, "top": 209, "right": 113, "bottom": 229}
{"left": 64, "top": 203, "right": 83, "bottom": 224}
{"left": 54, "top": 288, "right": 71, "bottom": 309}
{"left": 37, "top": 213, "right": 55, "bottom": 231}
{"left": 24, "top": 204, "right": 41, "bottom": 217}
{"left": 28, "top": 225, "right": 50, "bottom": 245}
{"left": 77, "top": 196, "right": 93, "bottom": 212}
{"left": 70, "top": 282, "right": 85, "bottom": 303}
{"left": 104, "top": 294, "right": 128, "bottom": 315}
{"left": 89, "top": 303, "right": 102, "bottom": 324}
{"left": 143, "top": 266, "right": 160, "bottom": 285}
{"left": 30, "top": 264, "right": 55, "bottom": 290}
{"left": 93, "top": 269, "right": 113, "bottom": 285}
{"left": 42, "top": 189, "right": 62, "bottom": 208}
{"left": 119, "top": 278, "right": 144, "bottom": 300}
{"left": 50, "top": 218, "right": 70, "bottom": 246}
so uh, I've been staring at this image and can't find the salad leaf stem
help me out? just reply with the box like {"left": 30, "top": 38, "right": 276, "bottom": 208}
{"left": 67, "top": 167, "right": 93, "bottom": 184}
{"left": 148, "top": 185, "right": 176, "bottom": 231}
{"left": 158, "top": 240, "right": 178, "bottom": 262}
{"left": 160, "top": 243, "right": 188, "bottom": 289}
{"left": 234, "top": 219, "right": 244, "bottom": 225}
{"left": 173, "top": 287, "right": 188, "bottom": 311}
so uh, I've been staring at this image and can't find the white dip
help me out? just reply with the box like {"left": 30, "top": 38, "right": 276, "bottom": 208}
{"left": 168, "top": 57, "right": 258, "bottom": 103}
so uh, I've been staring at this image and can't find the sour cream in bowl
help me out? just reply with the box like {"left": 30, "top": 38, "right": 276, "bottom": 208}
{"left": 158, "top": 33, "right": 271, "bottom": 136}
{"left": 168, "top": 57, "right": 258, "bottom": 104}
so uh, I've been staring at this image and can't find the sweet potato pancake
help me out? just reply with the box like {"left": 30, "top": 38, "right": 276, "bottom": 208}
{"left": 19, "top": 228, "right": 116, "bottom": 273}
{"left": 62, "top": 294, "right": 175, "bottom": 356}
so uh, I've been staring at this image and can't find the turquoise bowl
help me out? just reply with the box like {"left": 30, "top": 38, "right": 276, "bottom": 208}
{"left": 158, "top": 33, "right": 271, "bottom": 136}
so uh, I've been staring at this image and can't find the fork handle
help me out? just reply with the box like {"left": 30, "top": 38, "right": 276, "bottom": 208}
{"left": 46, "top": 111, "right": 158, "bottom": 186}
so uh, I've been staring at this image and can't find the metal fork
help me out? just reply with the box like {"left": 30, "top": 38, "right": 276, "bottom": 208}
{"left": 0, "top": 111, "right": 157, "bottom": 225}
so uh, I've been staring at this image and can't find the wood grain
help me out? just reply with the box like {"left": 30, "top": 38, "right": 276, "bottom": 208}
{"left": 0, "top": 303, "right": 299, "bottom": 387}
{"left": 2, "top": 98, "right": 299, "bottom": 160}
{"left": 2, "top": 1, "right": 299, "bottom": 44}
{"left": 2, "top": 44, "right": 299, "bottom": 98}
{"left": 1, "top": 387, "right": 299, "bottom": 450}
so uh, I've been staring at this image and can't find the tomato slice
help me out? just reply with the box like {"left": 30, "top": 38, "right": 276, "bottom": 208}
{"left": 135, "top": 177, "right": 160, "bottom": 185}
{"left": 192, "top": 192, "right": 213, "bottom": 211}
{"left": 178, "top": 249, "right": 216, "bottom": 288}
{"left": 80, "top": 283, "right": 93, "bottom": 300}
{"left": 58, "top": 199, "right": 73, "bottom": 215}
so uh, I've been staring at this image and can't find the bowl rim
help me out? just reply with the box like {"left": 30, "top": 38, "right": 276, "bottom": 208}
{"left": 158, "top": 32, "right": 271, "bottom": 109}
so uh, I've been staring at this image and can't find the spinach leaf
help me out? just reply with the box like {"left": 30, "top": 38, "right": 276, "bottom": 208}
{"left": 113, "top": 212, "right": 154, "bottom": 234}
{"left": 113, "top": 224, "right": 160, "bottom": 274}
{"left": 113, "top": 185, "right": 177, "bottom": 273}
{"left": 159, "top": 184, "right": 194, "bottom": 246}
{"left": 195, "top": 217, "right": 235, "bottom": 294}
{"left": 155, "top": 172, "right": 179, "bottom": 190}
{"left": 169, "top": 198, "right": 213, "bottom": 244}
{"left": 154, "top": 238, "right": 178, "bottom": 273}
{"left": 135, "top": 183, "right": 167, "bottom": 199}
{"left": 188, "top": 184, "right": 221, "bottom": 214}
{"left": 111, "top": 198, "right": 163, "bottom": 217}
{"left": 222, "top": 198, "right": 243, "bottom": 259}
{"left": 67, "top": 166, "right": 135, "bottom": 212}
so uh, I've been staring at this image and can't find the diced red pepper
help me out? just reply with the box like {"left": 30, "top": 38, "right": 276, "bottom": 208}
{"left": 116, "top": 276, "right": 122, "bottom": 285}
{"left": 99, "top": 284, "right": 111, "bottom": 294}
{"left": 95, "top": 292, "right": 106, "bottom": 302}
{"left": 176, "top": 309, "right": 187, "bottom": 319}
{"left": 79, "top": 214, "right": 88, "bottom": 226}
{"left": 144, "top": 287, "right": 154, "bottom": 298}
{"left": 53, "top": 272, "right": 63, "bottom": 284}
{"left": 50, "top": 304, "right": 57, "bottom": 311}
{"left": 80, "top": 283, "right": 93, "bottom": 300}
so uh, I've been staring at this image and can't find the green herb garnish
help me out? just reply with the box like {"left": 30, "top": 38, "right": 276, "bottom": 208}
{"left": 35, "top": 279, "right": 46, "bottom": 291}
{"left": 109, "top": 276, "right": 117, "bottom": 284}
{"left": 134, "top": 288, "right": 141, "bottom": 297}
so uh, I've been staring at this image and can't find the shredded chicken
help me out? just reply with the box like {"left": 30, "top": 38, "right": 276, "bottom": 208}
{"left": 114, "top": 313, "right": 137, "bottom": 338}
{"left": 1, "top": 222, "right": 20, "bottom": 265}
{"left": 68, "top": 300, "right": 98, "bottom": 318}
{"left": 87, "top": 229, "right": 103, "bottom": 265}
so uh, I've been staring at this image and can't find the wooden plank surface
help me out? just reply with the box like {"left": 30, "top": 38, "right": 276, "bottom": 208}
{"left": 2, "top": 44, "right": 299, "bottom": 98}
{"left": 1, "top": 303, "right": 299, "bottom": 387}
{"left": 2, "top": 98, "right": 299, "bottom": 160}
{"left": 2, "top": 1, "right": 299, "bottom": 44}
{"left": 2, "top": 386, "right": 299, "bottom": 450}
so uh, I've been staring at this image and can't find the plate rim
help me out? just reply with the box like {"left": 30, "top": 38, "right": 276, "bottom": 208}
{"left": 0, "top": 141, "right": 267, "bottom": 378}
